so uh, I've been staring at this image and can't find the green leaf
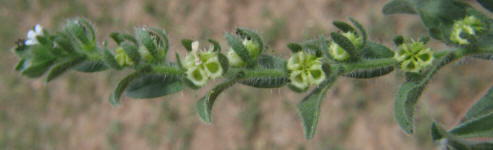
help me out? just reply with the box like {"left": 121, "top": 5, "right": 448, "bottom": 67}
{"left": 124, "top": 74, "right": 184, "bottom": 99}
{"left": 343, "top": 66, "right": 394, "bottom": 79}
{"left": 348, "top": 17, "right": 367, "bottom": 47}
{"left": 394, "top": 81, "right": 425, "bottom": 134}
{"left": 120, "top": 42, "right": 140, "bottom": 65}
{"left": 450, "top": 112, "right": 493, "bottom": 138}
{"left": 74, "top": 60, "right": 108, "bottom": 72}
{"left": 287, "top": 43, "right": 302, "bottom": 53}
{"left": 19, "top": 45, "right": 57, "bottom": 78}
{"left": 45, "top": 56, "right": 86, "bottom": 82}
{"left": 330, "top": 32, "right": 356, "bottom": 58}
{"left": 360, "top": 42, "right": 394, "bottom": 59}
{"left": 208, "top": 39, "right": 221, "bottom": 52}
{"left": 136, "top": 28, "right": 158, "bottom": 59}
{"left": 461, "top": 85, "right": 493, "bottom": 123}
{"left": 196, "top": 72, "right": 243, "bottom": 123}
{"left": 110, "top": 32, "right": 138, "bottom": 45}
{"left": 102, "top": 47, "right": 122, "bottom": 70}
{"left": 181, "top": 39, "right": 193, "bottom": 52}
{"left": 109, "top": 71, "right": 143, "bottom": 106}
{"left": 236, "top": 27, "right": 264, "bottom": 53}
{"left": 239, "top": 55, "right": 289, "bottom": 88}
{"left": 431, "top": 122, "right": 493, "bottom": 150}
{"left": 297, "top": 69, "right": 339, "bottom": 139}
{"left": 217, "top": 53, "right": 229, "bottom": 74}
{"left": 382, "top": 0, "right": 417, "bottom": 15}
{"left": 393, "top": 35, "right": 405, "bottom": 46}
{"left": 477, "top": 0, "right": 493, "bottom": 13}
{"left": 333, "top": 21, "right": 356, "bottom": 33}
{"left": 225, "top": 33, "right": 254, "bottom": 66}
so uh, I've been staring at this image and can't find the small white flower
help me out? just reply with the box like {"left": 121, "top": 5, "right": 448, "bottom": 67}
{"left": 25, "top": 24, "right": 44, "bottom": 46}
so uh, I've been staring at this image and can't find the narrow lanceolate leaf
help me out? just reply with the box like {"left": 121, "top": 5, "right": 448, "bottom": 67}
{"left": 360, "top": 42, "right": 394, "bottom": 59}
{"left": 225, "top": 33, "right": 254, "bottom": 66}
{"left": 343, "top": 66, "right": 394, "bottom": 79}
{"left": 330, "top": 32, "right": 356, "bottom": 57}
{"left": 181, "top": 39, "right": 193, "bottom": 52}
{"left": 102, "top": 47, "right": 122, "bottom": 70}
{"left": 74, "top": 60, "right": 108, "bottom": 72}
{"left": 287, "top": 43, "right": 302, "bottom": 53}
{"left": 124, "top": 74, "right": 184, "bottom": 99}
{"left": 431, "top": 122, "right": 493, "bottom": 150}
{"left": 236, "top": 27, "right": 264, "bottom": 52}
{"left": 196, "top": 73, "right": 244, "bottom": 123}
{"left": 478, "top": 0, "right": 493, "bottom": 13}
{"left": 348, "top": 17, "right": 367, "bottom": 47}
{"left": 239, "top": 55, "right": 289, "bottom": 88}
{"left": 382, "top": 0, "right": 417, "bottom": 15}
{"left": 208, "top": 39, "right": 221, "bottom": 52}
{"left": 394, "top": 81, "right": 425, "bottom": 134}
{"left": 449, "top": 111, "right": 493, "bottom": 138}
{"left": 109, "top": 72, "right": 143, "bottom": 106}
{"left": 461, "top": 85, "right": 493, "bottom": 123}
{"left": 45, "top": 56, "right": 86, "bottom": 82}
{"left": 297, "top": 69, "right": 339, "bottom": 139}
{"left": 120, "top": 42, "right": 140, "bottom": 65}
{"left": 333, "top": 21, "right": 356, "bottom": 33}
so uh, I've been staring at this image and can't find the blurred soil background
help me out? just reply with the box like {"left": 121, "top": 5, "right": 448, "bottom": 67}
{"left": 1, "top": 0, "right": 493, "bottom": 149}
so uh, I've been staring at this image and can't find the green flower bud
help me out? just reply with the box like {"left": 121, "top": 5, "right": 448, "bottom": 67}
{"left": 138, "top": 46, "right": 154, "bottom": 62}
{"left": 226, "top": 48, "right": 246, "bottom": 67}
{"left": 243, "top": 39, "right": 260, "bottom": 59}
{"left": 342, "top": 32, "right": 363, "bottom": 49}
{"left": 183, "top": 41, "right": 224, "bottom": 87}
{"left": 450, "top": 16, "right": 485, "bottom": 45}
{"left": 114, "top": 46, "right": 134, "bottom": 67}
{"left": 328, "top": 42, "right": 350, "bottom": 61}
{"left": 393, "top": 41, "right": 434, "bottom": 73}
{"left": 287, "top": 52, "right": 326, "bottom": 89}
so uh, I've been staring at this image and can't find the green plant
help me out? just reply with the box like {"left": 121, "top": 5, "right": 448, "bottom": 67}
{"left": 11, "top": 0, "right": 493, "bottom": 149}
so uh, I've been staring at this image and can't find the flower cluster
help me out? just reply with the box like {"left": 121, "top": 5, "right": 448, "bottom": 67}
{"left": 25, "top": 24, "right": 44, "bottom": 46}
{"left": 287, "top": 52, "right": 326, "bottom": 89}
{"left": 183, "top": 41, "right": 224, "bottom": 87}
{"left": 450, "top": 16, "right": 485, "bottom": 45}
{"left": 328, "top": 32, "right": 362, "bottom": 61}
{"left": 393, "top": 41, "right": 434, "bottom": 73}
{"left": 226, "top": 39, "right": 260, "bottom": 67}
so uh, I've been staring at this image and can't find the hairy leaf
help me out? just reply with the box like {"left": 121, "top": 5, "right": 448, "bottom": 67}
{"left": 109, "top": 71, "right": 143, "bottom": 106}
{"left": 348, "top": 17, "right": 367, "bottom": 47}
{"left": 236, "top": 27, "right": 264, "bottom": 53}
{"left": 239, "top": 55, "right": 289, "bottom": 88}
{"left": 181, "top": 39, "right": 193, "bottom": 52}
{"left": 46, "top": 56, "right": 86, "bottom": 82}
{"left": 431, "top": 122, "right": 493, "bottom": 150}
{"left": 297, "top": 69, "right": 339, "bottom": 139}
{"left": 382, "top": 0, "right": 417, "bottom": 15}
{"left": 450, "top": 112, "right": 493, "bottom": 138}
{"left": 225, "top": 33, "right": 254, "bottom": 66}
{"left": 461, "top": 85, "right": 493, "bottom": 123}
{"left": 330, "top": 32, "right": 356, "bottom": 58}
{"left": 74, "top": 60, "right": 108, "bottom": 72}
{"left": 124, "top": 74, "right": 184, "bottom": 99}
{"left": 196, "top": 73, "right": 243, "bottom": 123}
{"left": 136, "top": 28, "right": 158, "bottom": 59}
{"left": 333, "top": 21, "right": 356, "bottom": 33}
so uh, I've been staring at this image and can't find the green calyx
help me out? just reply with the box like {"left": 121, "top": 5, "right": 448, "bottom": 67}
{"left": 328, "top": 31, "right": 362, "bottom": 61}
{"left": 393, "top": 41, "right": 434, "bottom": 73}
{"left": 138, "top": 46, "right": 154, "bottom": 62}
{"left": 287, "top": 52, "right": 326, "bottom": 89}
{"left": 342, "top": 32, "right": 363, "bottom": 49}
{"left": 329, "top": 42, "right": 350, "bottom": 61}
{"left": 226, "top": 39, "right": 260, "bottom": 67}
{"left": 183, "top": 41, "right": 224, "bottom": 87}
{"left": 115, "top": 46, "right": 134, "bottom": 67}
{"left": 450, "top": 16, "right": 485, "bottom": 45}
